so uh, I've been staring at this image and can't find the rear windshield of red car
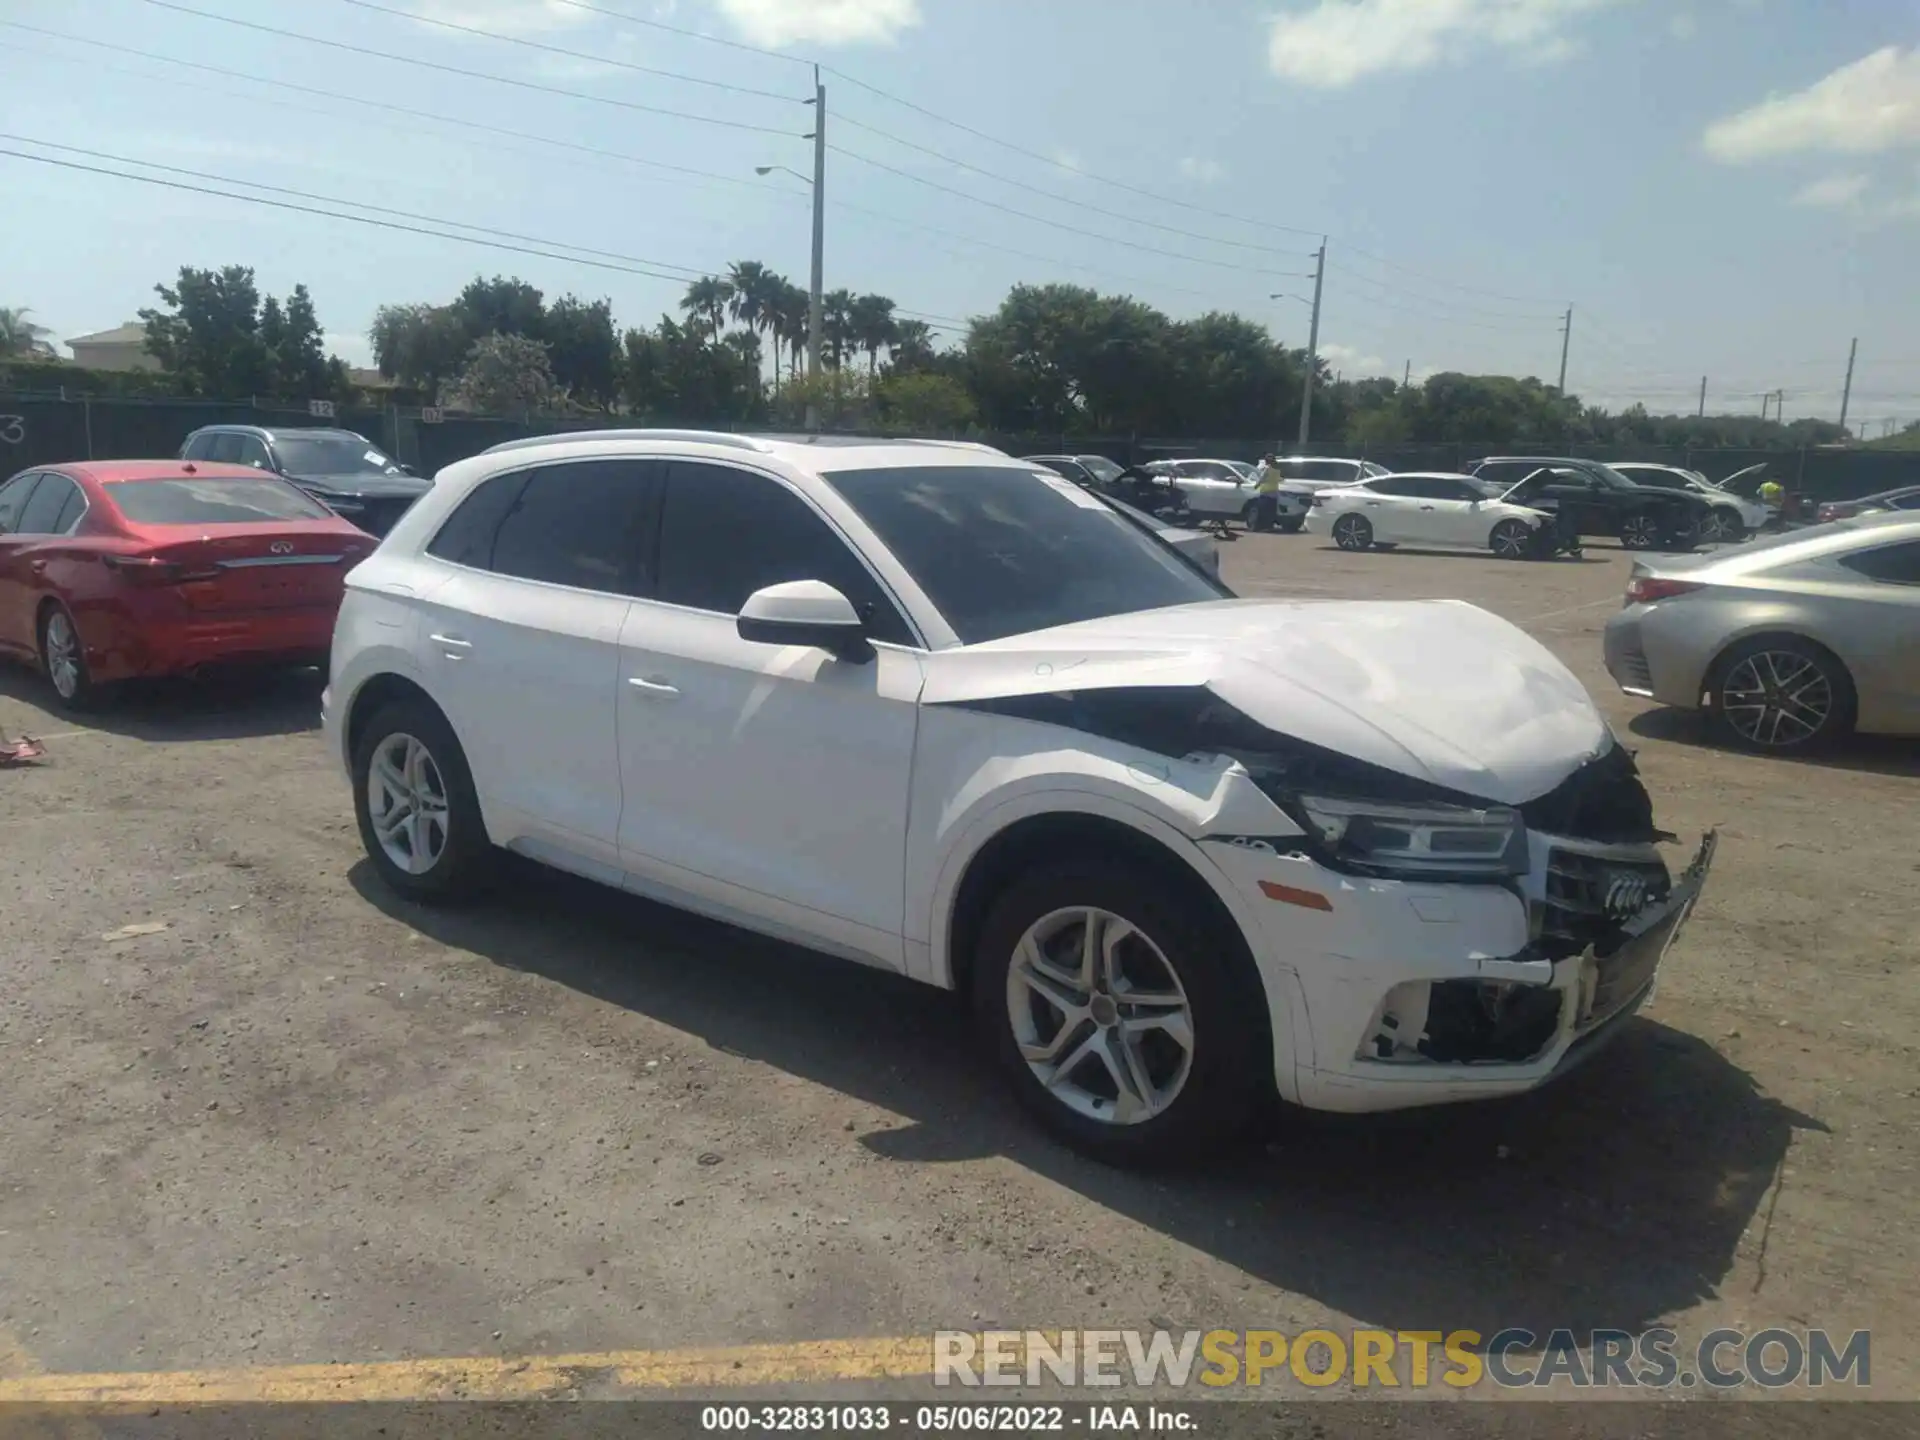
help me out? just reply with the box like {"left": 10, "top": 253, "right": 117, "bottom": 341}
{"left": 106, "top": 477, "right": 335, "bottom": 525}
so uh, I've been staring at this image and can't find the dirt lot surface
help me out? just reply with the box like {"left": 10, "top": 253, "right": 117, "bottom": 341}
{"left": 1, "top": 533, "right": 1915, "bottom": 1423}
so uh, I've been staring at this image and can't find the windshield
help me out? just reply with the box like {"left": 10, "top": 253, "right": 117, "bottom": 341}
{"left": 1591, "top": 464, "right": 1640, "bottom": 491}
{"left": 1076, "top": 455, "right": 1124, "bottom": 483}
{"left": 824, "top": 465, "right": 1228, "bottom": 645}
{"left": 1225, "top": 461, "right": 1255, "bottom": 481}
{"left": 1281, "top": 460, "right": 1359, "bottom": 483}
{"left": 273, "top": 435, "right": 403, "bottom": 476}
{"left": 107, "top": 476, "right": 334, "bottom": 524}
{"left": 1178, "top": 461, "right": 1240, "bottom": 481}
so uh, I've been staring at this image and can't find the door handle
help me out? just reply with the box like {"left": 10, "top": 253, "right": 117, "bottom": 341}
{"left": 628, "top": 676, "right": 680, "bottom": 697}
{"left": 429, "top": 633, "right": 472, "bottom": 660}
{"left": 1420, "top": 505, "right": 1436, "bottom": 511}
{"left": 29, "top": 560, "right": 47, "bottom": 574}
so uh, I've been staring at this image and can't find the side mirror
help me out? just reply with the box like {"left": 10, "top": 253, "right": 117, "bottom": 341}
{"left": 737, "top": 580, "right": 873, "bottom": 663}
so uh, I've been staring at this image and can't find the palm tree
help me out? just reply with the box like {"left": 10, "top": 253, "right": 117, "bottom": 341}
{"left": 773, "top": 280, "right": 810, "bottom": 384}
{"left": 890, "top": 319, "right": 937, "bottom": 372}
{"left": 0, "top": 306, "right": 54, "bottom": 360}
{"left": 822, "top": 289, "right": 855, "bottom": 371}
{"left": 679, "top": 276, "right": 733, "bottom": 339}
{"left": 726, "top": 260, "right": 781, "bottom": 392}
{"left": 849, "top": 293, "right": 898, "bottom": 379}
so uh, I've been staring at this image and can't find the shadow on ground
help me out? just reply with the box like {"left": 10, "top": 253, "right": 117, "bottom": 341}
{"left": 355, "top": 856, "right": 1825, "bottom": 1341}
{"left": 0, "top": 663, "right": 323, "bottom": 743}
{"left": 1628, "top": 705, "right": 1920, "bottom": 780}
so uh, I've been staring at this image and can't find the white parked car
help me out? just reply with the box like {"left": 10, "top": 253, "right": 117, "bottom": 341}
{"left": 324, "top": 431, "right": 1713, "bottom": 1166}
{"left": 1610, "top": 463, "right": 1770, "bottom": 542}
{"left": 1272, "top": 457, "right": 1393, "bottom": 492}
{"left": 1305, "top": 472, "right": 1559, "bottom": 558}
{"left": 1145, "top": 460, "right": 1309, "bottom": 531}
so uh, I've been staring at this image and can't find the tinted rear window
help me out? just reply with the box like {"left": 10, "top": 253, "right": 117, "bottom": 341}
{"left": 107, "top": 477, "right": 334, "bottom": 525}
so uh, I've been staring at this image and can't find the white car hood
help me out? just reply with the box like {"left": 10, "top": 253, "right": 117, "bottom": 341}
{"left": 924, "top": 598, "right": 1610, "bottom": 804}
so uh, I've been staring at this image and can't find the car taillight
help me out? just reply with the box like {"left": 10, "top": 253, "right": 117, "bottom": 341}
{"left": 1626, "top": 576, "right": 1703, "bottom": 604}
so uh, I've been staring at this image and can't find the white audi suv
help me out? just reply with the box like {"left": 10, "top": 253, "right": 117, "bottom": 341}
{"left": 323, "top": 431, "right": 1714, "bottom": 1166}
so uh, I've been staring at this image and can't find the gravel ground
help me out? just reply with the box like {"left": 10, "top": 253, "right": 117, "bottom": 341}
{"left": 1, "top": 533, "right": 1914, "bottom": 1414}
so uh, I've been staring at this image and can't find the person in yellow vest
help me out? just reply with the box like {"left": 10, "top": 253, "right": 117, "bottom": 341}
{"left": 1759, "top": 476, "right": 1786, "bottom": 526}
{"left": 1250, "top": 454, "right": 1281, "bottom": 531}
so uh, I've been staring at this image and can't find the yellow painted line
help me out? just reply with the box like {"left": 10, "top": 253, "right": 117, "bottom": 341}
{"left": 0, "top": 1334, "right": 948, "bottom": 1405}
{"left": 0, "top": 1324, "right": 101, "bottom": 1438}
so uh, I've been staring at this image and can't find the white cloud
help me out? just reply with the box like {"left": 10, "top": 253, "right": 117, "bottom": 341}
{"left": 1704, "top": 47, "right": 1920, "bottom": 162}
{"left": 1179, "top": 156, "right": 1227, "bottom": 184}
{"left": 708, "top": 0, "right": 921, "bottom": 47}
{"left": 1320, "top": 343, "right": 1429, "bottom": 382}
{"left": 1792, "top": 172, "right": 1869, "bottom": 208}
{"left": 1667, "top": 11, "right": 1697, "bottom": 40}
{"left": 1265, "top": 0, "right": 1622, "bottom": 88}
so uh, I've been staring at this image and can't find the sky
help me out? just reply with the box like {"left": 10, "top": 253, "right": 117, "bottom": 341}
{"left": 4, "top": 0, "right": 1919, "bottom": 432}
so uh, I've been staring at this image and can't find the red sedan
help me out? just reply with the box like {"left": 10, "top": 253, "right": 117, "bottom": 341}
{"left": 0, "top": 460, "right": 376, "bottom": 709}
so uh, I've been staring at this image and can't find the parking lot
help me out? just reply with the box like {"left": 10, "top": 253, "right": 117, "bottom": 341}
{"left": 1, "top": 532, "right": 1915, "bottom": 1410}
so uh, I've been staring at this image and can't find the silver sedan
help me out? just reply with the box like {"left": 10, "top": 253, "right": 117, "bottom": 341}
{"left": 1603, "top": 513, "right": 1920, "bottom": 750}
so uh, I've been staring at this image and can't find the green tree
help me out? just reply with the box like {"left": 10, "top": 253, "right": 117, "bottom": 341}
{"left": 773, "top": 279, "right": 810, "bottom": 386}
{"left": 876, "top": 371, "right": 975, "bottom": 434}
{"left": 849, "top": 293, "right": 898, "bottom": 379}
{"left": 453, "top": 276, "right": 545, "bottom": 341}
{"left": 544, "top": 295, "right": 620, "bottom": 408}
{"left": 680, "top": 276, "right": 734, "bottom": 338}
{"left": 0, "top": 307, "right": 55, "bottom": 359}
{"left": 821, "top": 289, "right": 855, "bottom": 370}
{"left": 726, "top": 260, "right": 782, "bottom": 393}
{"left": 139, "top": 265, "right": 272, "bottom": 397}
{"left": 887, "top": 318, "right": 938, "bottom": 373}
{"left": 371, "top": 302, "right": 470, "bottom": 391}
{"left": 443, "top": 332, "right": 557, "bottom": 414}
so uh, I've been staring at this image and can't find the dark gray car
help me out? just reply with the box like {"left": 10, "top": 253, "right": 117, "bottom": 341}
{"left": 179, "top": 426, "right": 429, "bottom": 536}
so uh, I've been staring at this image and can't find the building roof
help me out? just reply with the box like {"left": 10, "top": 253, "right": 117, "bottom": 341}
{"left": 65, "top": 322, "right": 149, "bottom": 346}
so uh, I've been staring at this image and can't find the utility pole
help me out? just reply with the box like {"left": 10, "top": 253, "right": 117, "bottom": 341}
{"left": 1697, "top": 376, "right": 1707, "bottom": 418}
{"left": 1838, "top": 336, "right": 1858, "bottom": 437}
{"left": 1759, "top": 391, "right": 1771, "bottom": 421}
{"left": 1774, "top": 389, "right": 1787, "bottom": 424}
{"left": 1297, "top": 238, "right": 1326, "bottom": 448}
{"left": 1402, "top": 359, "right": 1411, "bottom": 389}
{"left": 805, "top": 65, "right": 826, "bottom": 428}
{"left": 1556, "top": 305, "right": 1573, "bottom": 393}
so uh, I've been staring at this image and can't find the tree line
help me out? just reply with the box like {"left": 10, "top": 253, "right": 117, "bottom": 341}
{"left": 5, "top": 268, "right": 1864, "bottom": 449}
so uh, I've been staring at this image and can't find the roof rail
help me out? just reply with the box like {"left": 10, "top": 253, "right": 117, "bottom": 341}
{"left": 480, "top": 428, "right": 773, "bottom": 456}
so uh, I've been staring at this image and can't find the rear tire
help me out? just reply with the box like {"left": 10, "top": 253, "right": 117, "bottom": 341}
{"left": 1277, "top": 516, "right": 1304, "bottom": 534}
{"left": 972, "top": 859, "right": 1263, "bottom": 1167}
{"left": 1332, "top": 513, "right": 1373, "bottom": 551}
{"left": 1708, "top": 636, "right": 1855, "bottom": 753}
{"left": 38, "top": 603, "right": 99, "bottom": 712}
{"left": 351, "top": 697, "right": 494, "bottom": 903}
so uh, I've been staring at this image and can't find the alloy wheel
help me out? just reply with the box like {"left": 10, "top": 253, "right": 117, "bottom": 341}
{"left": 44, "top": 611, "right": 82, "bottom": 701}
{"left": 1702, "top": 510, "right": 1741, "bottom": 543}
{"left": 366, "top": 732, "right": 452, "bottom": 875}
{"left": 1721, "top": 650, "right": 1833, "bottom": 748}
{"left": 1621, "top": 514, "right": 1659, "bottom": 549}
{"left": 1490, "top": 521, "right": 1531, "bottom": 558}
{"left": 1333, "top": 514, "right": 1371, "bottom": 551}
{"left": 1005, "top": 906, "right": 1194, "bottom": 1126}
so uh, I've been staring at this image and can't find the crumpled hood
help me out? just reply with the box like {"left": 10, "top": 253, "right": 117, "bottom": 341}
{"left": 289, "top": 471, "right": 431, "bottom": 499}
{"left": 923, "top": 598, "right": 1610, "bottom": 805}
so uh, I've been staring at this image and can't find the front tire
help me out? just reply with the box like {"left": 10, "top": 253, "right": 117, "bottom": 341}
{"left": 1708, "top": 636, "right": 1855, "bottom": 752}
{"left": 1489, "top": 519, "right": 1534, "bottom": 560}
{"left": 972, "top": 860, "right": 1263, "bottom": 1167}
{"left": 38, "top": 603, "right": 99, "bottom": 712}
{"left": 1331, "top": 513, "right": 1373, "bottom": 551}
{"left": 1702, "top": 508, "right": 1745, "bottom": 544}
{"left": 352, "top": 698, "right": 494, "bottom": 902}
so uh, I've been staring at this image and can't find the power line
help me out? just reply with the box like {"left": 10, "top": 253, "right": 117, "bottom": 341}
{"left": 2, "top": 133, "right": 716, "bottom": 279}
{"left": 832, "top": 113, "right": 1311, "bottom": 256}
{"left": 131, "top": 0, "right": 794, "bottom": 136}
{"left": 1336, "top": 245, "right": 1566, "bottom": 307}
{"left": 830, "top": 145, "right": 1315, "bottom": 279}
{"left": 324, "top": 0, "right": 802, "bottom": 102}
{"left": 1325, "top": 259, "right": 1563, "bottom": 325}
{"left": 0, "top": 146, "right": 710, "bottom": 287}
{"left": 2, "top": 26, "right": 783, "bottom": 199}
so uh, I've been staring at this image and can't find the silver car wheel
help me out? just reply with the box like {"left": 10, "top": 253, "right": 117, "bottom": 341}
{"left": 1702, "top": 509, "right": 1742, "bottom": 543}
{"left": 366, "top": 732, "right": 451, "bottom": 875}
{"left": 1332, "top": 514, "right": 1371, "bottom": 551}
{"left": 1006, "top": 906, "right": 1194, "bottom": 1127}
{"left": 1721, "top": 651, "right": 1833, "bottom": 748}
{"left": 1490, "top": 521, "right": 1532, "bottom": 558}
{"left": 44, "top": 610, "right": 82, "bottom": 700}
{"left": 1621, "top": 514, "right": 1660, "bottom": 549}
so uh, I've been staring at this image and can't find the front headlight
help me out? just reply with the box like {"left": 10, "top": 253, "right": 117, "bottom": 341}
{"left": 1288, "top": 794, "right": 1528, "bottom": 879}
